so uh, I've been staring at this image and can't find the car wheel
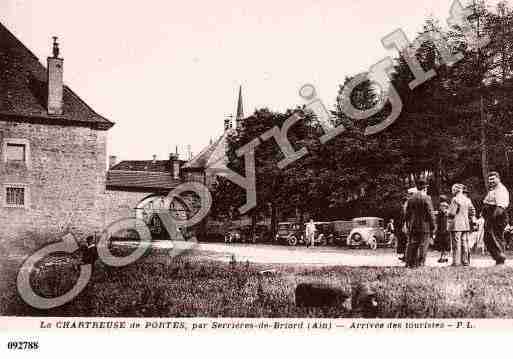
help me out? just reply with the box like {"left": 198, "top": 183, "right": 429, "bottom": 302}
{"left": 288, "top": 236, "right": 298, "bottom": 246}
{"left": 319, "top": 235, "right": 327, "bottom": 246}
{"left": 368, "top": 236, "right": 378, "bottom": 250}
{"left": 351, "top": 233, "right": 363, "bottom": 246}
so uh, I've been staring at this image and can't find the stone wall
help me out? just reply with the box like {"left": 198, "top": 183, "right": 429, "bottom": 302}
{"left": 0, "top": 118, "right": 197, "bottom": 249}
{"left": 0, "top": 120, "right": 107, "bottom": 247}
{"left": 101, "top": 189, "right": 154, "bottom": 228}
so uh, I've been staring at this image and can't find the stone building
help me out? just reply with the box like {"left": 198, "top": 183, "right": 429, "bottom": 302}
{"left": 0, "top": 23, "right": 114, "bottom": 247}
{"left": 105, "top": 153, "right": 191, "bottom": 235}
{"left": 0, "top": 22, "right": 250, "bottom": 247}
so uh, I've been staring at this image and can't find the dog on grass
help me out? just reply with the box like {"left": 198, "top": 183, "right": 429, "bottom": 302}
{"left": 295, "top": 282, "right": 379, "bottom": 317}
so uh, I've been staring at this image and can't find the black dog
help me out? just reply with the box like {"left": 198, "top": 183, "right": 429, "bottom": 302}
{"left": 295, "top": 282, "right": 379, "bottom": 317}
{"left": 295, "top": 283, "right": 351, "bottom": 308}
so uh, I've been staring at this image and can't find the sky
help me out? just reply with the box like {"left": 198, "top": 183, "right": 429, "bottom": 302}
{"left": 0, "top": 0, "right": 505, "bottom": 161}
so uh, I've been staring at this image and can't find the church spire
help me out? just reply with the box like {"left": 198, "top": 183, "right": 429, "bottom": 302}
{"left": 236, "top": 85, "right": 244, "bottom": 128}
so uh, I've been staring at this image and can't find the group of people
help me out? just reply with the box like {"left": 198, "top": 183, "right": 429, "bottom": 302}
{"left": 396, "top": 171, "right": 510, "bottom": 268}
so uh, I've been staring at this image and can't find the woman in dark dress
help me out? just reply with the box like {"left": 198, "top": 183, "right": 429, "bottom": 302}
{"left": 436, "top": 200, "right": 450, "bottom": 263}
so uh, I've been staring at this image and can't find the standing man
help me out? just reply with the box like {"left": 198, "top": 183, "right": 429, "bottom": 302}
{"left": 305, "top": 219, "right": 317, "bottom": 248}
{"left": 404, "top": 179, "right": 437, "bottom": 268}
{"left": 447, "top": 184, "right": 475, "bottom": 266}
{"left": 482, "top": 171, "right": 510, "bottom": 265}
{"left": 397, "top": 187, "right": 417, "bottom": 262}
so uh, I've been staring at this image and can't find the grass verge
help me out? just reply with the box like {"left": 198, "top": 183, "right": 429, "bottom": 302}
{"left": 1, "top": 248, "right": 512, "bottom": 318}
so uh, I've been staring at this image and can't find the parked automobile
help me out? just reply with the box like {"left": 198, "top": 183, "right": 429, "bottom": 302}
{"left": 200, "top": 220, "right": 229, "bottom": 242}
{"left": 347, "top": 217, "right": 393, "bottom": 249}
{"left": 276, "top": 222, "right": 304, "bottom": 246}
{"left": 331, "top": 220, "right": 355, "bottom": 246}
{"left": 252, "top": 224, "right": 273, "bottom": 243}
{"left": 314, "top": 222, "right": 335, "bottom": 246}
{"left": 224, "top": 223, "right": 272, "bottom": 244}
{"left": 276, "top": 221, "right": 333, "bottom": 246}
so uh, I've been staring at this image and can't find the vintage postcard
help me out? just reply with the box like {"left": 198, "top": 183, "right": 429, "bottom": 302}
{"left": 1, "top": 0, "right": 513, "bottom": 355}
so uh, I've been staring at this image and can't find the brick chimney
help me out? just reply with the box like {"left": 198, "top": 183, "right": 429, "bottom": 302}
{"left": 47, "top": 37, "right": 64, "bottom": 115}
{"left": 169, "top": 152, "right": 180, "bottom": 180}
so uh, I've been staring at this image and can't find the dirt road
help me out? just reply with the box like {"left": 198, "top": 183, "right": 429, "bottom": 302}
{"left": 142, "top": 241, "right": 504, "bottom": 267}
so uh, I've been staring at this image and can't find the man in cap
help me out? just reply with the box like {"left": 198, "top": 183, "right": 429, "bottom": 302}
{"left": 404, "top": 179, "right": 437, "bottom": 268}
{"left": 482, "top": 171, "right": 510, "bottom": 265}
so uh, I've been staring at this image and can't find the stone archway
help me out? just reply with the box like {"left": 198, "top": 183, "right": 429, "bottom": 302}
{"left": 135, "top": 193, "right": 191, "bottom": 239}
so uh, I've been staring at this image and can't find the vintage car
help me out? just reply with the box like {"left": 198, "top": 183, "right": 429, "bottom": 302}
{"left": 346, "top": 217, "right": 393, "bottom": 249}
{"left": 252, "top": 224, "right": 273, "bottom": 243}
{"left": 225, "top": 223, "right": 272, "bottom": 244}
{"left": 276, "top": 221, "right": 332, "bottom": 246}
{"left": 331, "top": 220, "right": 355, "bottom": 246}
{"left": 314, "top": 222, "right": 335, "bottom": 246}
{"left": 276, "top": 222, "right": 304, "bottom": 246}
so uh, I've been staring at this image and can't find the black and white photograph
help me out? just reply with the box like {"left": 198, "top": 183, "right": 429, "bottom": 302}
{"left": 3, "top": 1, "right": 513, "bottom": 343}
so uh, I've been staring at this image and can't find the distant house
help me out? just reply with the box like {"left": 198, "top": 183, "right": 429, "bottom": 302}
{"left": 105, "top": 154, "right": 192, "bottom": 229}
{"left": 106, "top": 88, "right": 247, "bottom": 238}
{"left": 0, "top": 23, "right": 114, "bottom": 246}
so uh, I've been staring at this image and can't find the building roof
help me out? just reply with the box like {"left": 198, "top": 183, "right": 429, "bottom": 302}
{"left": 110, "top": 160, "right": 185, "bottom": 172}
{"left": 183, "top": 130, "right": 232, "bottom": 170}
{"left": 106, "top": 170, "right": 181, "bottom": 191}
{"left": 0, "top": 22, "right": 114, "bottom": 130}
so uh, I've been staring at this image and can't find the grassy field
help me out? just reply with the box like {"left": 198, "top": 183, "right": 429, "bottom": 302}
{"left": 2, "top": 246, "right": 513, "bottom": 318}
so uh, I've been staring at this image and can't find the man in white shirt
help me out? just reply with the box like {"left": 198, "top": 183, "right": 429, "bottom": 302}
{"left": 305, "top": 219, "right": 316, "bottom": 248}
{"left": 482, "top": 171, "right": 510, "bottom": 265}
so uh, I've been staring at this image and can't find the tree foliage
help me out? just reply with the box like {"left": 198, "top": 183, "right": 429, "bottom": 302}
{"left": 213, "top": 0, "right": 513, "bottom": 224}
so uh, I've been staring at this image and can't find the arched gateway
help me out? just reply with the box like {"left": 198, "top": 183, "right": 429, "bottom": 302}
{"left": 135, "top": 193, "right": 192, "bottom": 240}
{"left": 105, "top": 156, "right": 195, "bottom": 240}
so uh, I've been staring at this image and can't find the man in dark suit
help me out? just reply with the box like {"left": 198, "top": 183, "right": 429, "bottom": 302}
{"left": 404, "top": 179, "right": 437, "bottom": 268}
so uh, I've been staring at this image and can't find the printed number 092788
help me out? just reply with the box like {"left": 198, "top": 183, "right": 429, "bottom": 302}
{"left": 7, "top": 341, "right": 39, "bottom": 350}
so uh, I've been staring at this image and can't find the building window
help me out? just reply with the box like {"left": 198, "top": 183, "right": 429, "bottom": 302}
{"left": 6, "top": 143, "right": 26, "bottom": 161}
{"left": 2, "top": 138, "right": 30, "bottom": 167}
{"left": 3, "top": 184, "right": 29, "bottom": 208}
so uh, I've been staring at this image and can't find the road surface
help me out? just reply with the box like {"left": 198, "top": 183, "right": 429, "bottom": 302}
{"left": 121, "top": 241, "right": 505, "bottom": 267}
